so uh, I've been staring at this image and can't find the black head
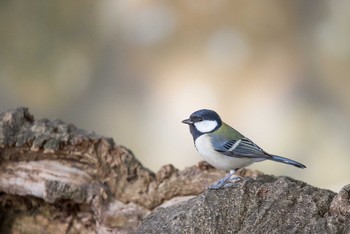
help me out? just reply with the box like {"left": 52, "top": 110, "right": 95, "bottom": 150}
{"left": 182, "top": 109, "right": 222, "bottom": 140}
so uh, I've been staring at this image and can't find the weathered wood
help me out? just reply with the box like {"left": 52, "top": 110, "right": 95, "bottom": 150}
{"left": 2, "top": 107, "right": 348, "bottom": 233}
{"left": 138, "top": 177, "right": 350, "bottom": 233}
{"left": 0, "top": 107, "right": 232, "bottom": 233}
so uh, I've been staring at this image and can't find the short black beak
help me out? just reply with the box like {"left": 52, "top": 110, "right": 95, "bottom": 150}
{"left": 182, "top": 118, "right": 193, "bottom": 125}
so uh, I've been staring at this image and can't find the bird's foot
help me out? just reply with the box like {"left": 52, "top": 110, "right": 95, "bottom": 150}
{"left": 222, "top": 178, "right": 242, "bottom": 188}
{"left": 208, "top": 175, "right": 242, "bottom": 190}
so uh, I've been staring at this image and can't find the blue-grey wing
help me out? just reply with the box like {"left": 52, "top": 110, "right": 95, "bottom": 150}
{"left": 211, "top": 136, "right": 269, "bottom": 159}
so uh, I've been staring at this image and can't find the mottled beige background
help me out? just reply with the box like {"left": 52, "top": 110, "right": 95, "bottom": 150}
{"left": 1, "top": 1, "right": 349, "bottom": 191}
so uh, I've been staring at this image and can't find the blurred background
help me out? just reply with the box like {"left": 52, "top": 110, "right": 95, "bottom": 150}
{"left": 1, "top": 1, "right": 349, "bottom": 191}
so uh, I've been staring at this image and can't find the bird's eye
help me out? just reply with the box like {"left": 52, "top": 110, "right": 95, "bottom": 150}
{"left": 193, "top": 117, "right": 203, "bottom": 122}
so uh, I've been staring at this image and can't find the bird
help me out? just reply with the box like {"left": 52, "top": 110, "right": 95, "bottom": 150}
{"left": 182, "top": 109, "right": 306, "bottom": 189}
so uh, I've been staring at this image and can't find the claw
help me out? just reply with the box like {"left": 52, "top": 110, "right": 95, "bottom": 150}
{"left": 208, "top": 169, "right": 241, "bottom": 190}
{"left": 223, "top": 182, "right": 239, "bottom": 188}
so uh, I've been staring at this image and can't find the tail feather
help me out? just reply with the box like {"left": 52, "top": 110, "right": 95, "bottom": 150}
{"left": 269, "top": 155, "right": 306, "bottom": 169}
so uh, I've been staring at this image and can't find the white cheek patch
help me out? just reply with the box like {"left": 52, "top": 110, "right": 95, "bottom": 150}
{"left": 194, "top": 120, "right": 218, "bottom": 133}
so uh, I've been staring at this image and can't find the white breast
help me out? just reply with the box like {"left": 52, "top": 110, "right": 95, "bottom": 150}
{"left": 194, "top": 134, "right": 256, "bottom": 170}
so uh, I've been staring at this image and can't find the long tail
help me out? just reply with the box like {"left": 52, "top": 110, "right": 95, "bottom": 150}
{"left": 269, "top": 155, "right": 306, "bottom": 169}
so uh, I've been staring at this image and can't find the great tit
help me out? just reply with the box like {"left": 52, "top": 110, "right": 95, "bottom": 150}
{"left": 182, "top": 109, "right": 306, "bottom": 189}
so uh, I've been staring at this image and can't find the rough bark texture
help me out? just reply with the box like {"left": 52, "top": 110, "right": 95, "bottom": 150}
{"left": 0, "top": 107, "right": 349, "bottom": 233}
{"left": 138, "top": 177, "right": 350, "bottom": 233}
{"left": 0, "top": 107, "right": 229, "bottom": 233}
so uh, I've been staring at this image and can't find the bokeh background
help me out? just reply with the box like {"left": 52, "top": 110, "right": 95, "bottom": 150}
{"left": 1, "top": 1, "right": 349, "bottom": 191}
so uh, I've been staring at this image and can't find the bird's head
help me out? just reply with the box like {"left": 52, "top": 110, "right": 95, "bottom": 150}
{"left": 182, "top": 109, "right": 222, "bottom": 134}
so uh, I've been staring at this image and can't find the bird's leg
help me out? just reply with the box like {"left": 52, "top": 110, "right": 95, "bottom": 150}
{"left": 208, "top": 174, "right": 232, "bottom": 190}
{"left": 209, "top": 169, "right": 241, "bottom": 190}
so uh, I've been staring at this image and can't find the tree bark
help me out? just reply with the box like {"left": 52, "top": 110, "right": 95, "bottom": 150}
{"left": 0, "top": 107, "right": 349, "bottom": 233}
{"left": 0, "top": 107, "right": 230, "bottom": 233}
{"left": 138, "top": 176, "right": 350, "bottom": 233}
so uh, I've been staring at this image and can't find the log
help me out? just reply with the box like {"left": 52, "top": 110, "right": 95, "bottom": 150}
{"left": 138, "top": 177, "right": 350, "bottom": 233}
{"left": 0, "top": 107, "right": 349, "bottom": 233}
{"left": 0, "top": 107, "right": 229, "bottom": 233}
